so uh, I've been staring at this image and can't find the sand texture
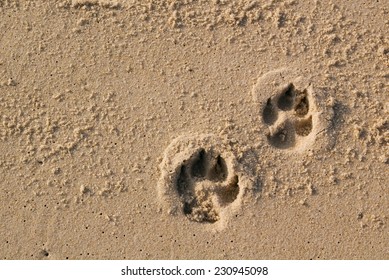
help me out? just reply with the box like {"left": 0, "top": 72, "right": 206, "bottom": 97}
{"left": 0, "top": 0, "right": 388, "bottom": 259}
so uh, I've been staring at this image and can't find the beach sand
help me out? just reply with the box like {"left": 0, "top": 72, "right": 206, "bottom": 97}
{"left": 0, "top": 0, "right": 388, "bottom": 259}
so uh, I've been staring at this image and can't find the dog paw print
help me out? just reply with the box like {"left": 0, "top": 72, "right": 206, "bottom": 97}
{"left": 252, "top": 68, "right": 334, "bottom": 152}
{"left": 262, "top": 83, "right": 314, "bottom": 149}
{"left": 177, "top": 148, "right": 239, "bottom": 223}
{"left": 158, "top": 134, "right": 255, "bottom": 226}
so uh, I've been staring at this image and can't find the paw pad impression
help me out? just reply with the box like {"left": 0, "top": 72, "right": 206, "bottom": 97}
{"left": 263, "top": 83, "right": 313, "bottom": 149}
{"left": 158, "top": 134, "right": 254, "bottom": 227}
{"left": 252, "top": 68, "right": 333, "bottom": 152}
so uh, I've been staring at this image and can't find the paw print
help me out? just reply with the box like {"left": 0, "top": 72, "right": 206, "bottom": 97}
{"left": 251, "top": 68, "right": 333, "bottom": 152}
{"left": 177, "top": 148, "right": 239, "bottom": 223}
{"left": 158, "top": 134, "right": 255, "bottom": 226}
{"left": 262, "top": 83, "right": 313, "bottom": 149}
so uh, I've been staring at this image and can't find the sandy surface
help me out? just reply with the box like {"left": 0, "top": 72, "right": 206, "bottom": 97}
{"left": 0, "top": 0, "right": 388, "bottom": 259}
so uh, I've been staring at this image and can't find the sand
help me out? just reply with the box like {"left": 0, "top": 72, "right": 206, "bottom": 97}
{"left": 0, "top": 0, "right": 388, "bottom": 259}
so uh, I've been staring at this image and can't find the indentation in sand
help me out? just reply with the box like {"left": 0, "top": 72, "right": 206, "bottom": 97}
{"left": 158, "top": 134, "right": 255, "bottom": 228}
{"left": 252, "top": 68, "right": 334, "bottom": 152}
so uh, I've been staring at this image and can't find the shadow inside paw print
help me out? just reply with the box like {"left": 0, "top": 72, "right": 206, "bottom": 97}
{"left": 263, "top": 83, "right": 313, "bottom": 149}
{"left": 176, "top": 149, "right": 239, "bottom": 223}
{"left": 158, "top": 133, "right": 258, "bottom": 228}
